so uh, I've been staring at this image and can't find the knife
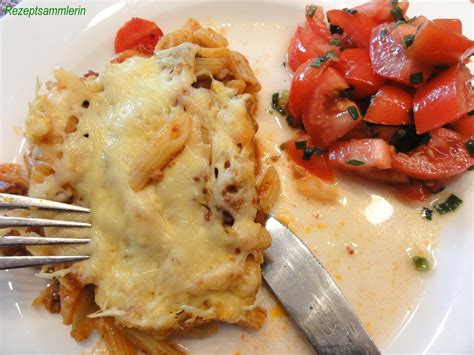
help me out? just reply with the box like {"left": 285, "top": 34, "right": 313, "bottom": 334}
{"left": 263, "top": 216, "right": 380, "bottom": 355}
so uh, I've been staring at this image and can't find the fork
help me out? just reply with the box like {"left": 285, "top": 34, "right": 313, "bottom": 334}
{"left": 0, "top": 193, "right": 91, "bottom": 270}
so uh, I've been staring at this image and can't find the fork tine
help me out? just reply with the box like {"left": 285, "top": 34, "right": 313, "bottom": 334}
{"left": 0, "top": 216, "right": 91, "bottom": 228}
{"left": 0, "top": 236, "right": 90, "bottom": 246}
{"left": 0, "top": 193, "right": 90, "bottom": 213}
{"left": 0, "top": 255, "right": 89, "bottom": 270}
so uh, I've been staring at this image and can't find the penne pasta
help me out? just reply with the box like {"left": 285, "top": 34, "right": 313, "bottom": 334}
{"left": 227, "top": 51, "right": 261, "bottom": 93}
{"left": 257, "top": 166, "right": 281, "bottom": 214}
{"left": 193, "top": 28, "right": 229, "bottom": 48}
{"left": 292, "top": 165, "right": 339, "bottom": 202}
{"left": 121, "top": 328, "right": 186, "bottom": 355}
{"left": 95, "top": 318, "right": 137, "bottom": 355}
{"left": 129, "top": 115, "right": 192, "bottom": 191}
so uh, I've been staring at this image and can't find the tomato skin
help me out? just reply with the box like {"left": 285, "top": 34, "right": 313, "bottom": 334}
{"left": 286, "top": 138, "right": 335, "bottom": 182}
{"left": 332, "top": 48, "right": 384, "bottom": 98}
{"left": 115, "top": 18, "right": 163, "bottom": 54}
{"left": 305, "top": 5, "right": 332, "bottom": 42}
{"left": 396, "top": 181, "right": 432, "bottom": 201}
{"left": 370, "top": 23, "right": 430, "bottom": 86}
{"left": 327, "top": 10, "right": 377, "bottom": 49}
{"left": 451, "top": 114, "right": 474, "bottom": 138}
{"left": 329, "top": 138, "right": 393, "bottom": 170}
{"left": 355, "top": 0, "right": 409, "bottom": 24}
{"left": 407, "top": 21, "right": 473, "bottom": 66}
{"left": 302, "top": 68, "right": 362, "bottom": 148}
{"left": 288, "top": 59, "right": 329, "bottom": 120}
{"left": 414, "top": 64, "right": 473, "bottom": 134}
{"left": 287, "top": 25, "right": 337, "bottom": 72}
{"left": 432, "top": 19, "right": 462, "bottom": 35}
{"left": 392, "top": 128, "right": 473, "bottom": 180}
{"left": 364, "top": 85, "right": 413, "bottom": 125}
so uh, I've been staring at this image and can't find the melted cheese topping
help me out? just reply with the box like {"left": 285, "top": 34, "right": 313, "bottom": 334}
{"left": 25, "top": 43, "right": 269, "bottom": 333}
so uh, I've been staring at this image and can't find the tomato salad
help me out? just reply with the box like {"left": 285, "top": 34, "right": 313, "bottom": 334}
{"left": 278, "top": 0, "right": 474, "bottom": 207}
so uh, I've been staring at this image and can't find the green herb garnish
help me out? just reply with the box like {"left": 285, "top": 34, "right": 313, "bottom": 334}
{"left": 330, "top": 24, "right": 344, "bottom": 35}
{"left": 434, "top": 194, "right": 463, "bottom": 214}
{"left": 468, "top": 165, "right": 474, "bottom": 171}
{"left": 465, "top": 138, "right": 474, "bottom": 156}
{"left": 390, "top": 0, "right": 399, "bottom": 6}
{"left": 347, "top": 106, "right": 359, "bottom": 120}
{"left": 403, "top": 34, "right": 415, "bottom": 47}
{"left": 302, "top": 148, "right": 313, "bottom": 161}
{"left": 286, "top": 115, "right": 296, "bottom": 127}
{"left": 310, "top": 56, "right": 327, "bottom": 68}
{"left": 329, "top": 38, "right": 341, "bottom": 46}
{"left": 419, "top": 133, "right": 431, "bottom": 145}
{"left": 346, "top": 159, "right": 365, "bottom": 166}
{"left": 468, "top": 110, "right": 474, "bottom": 116}
{"left": 294, "top": 140, "right": 307, "bottom": 150}
{"left": 325, "top": 50, "right": 337, "bottom": 60}
{"left": 380, "top": 28, "right": 388, "bottom": 39}
{"left": 339, "top": 88, "right": 353, "bottom": 98}
{"left": 343, "top": 8, "right": 358, "bottom": 15}
{"left": 391, "top": 6, "right": 404, "bottom": 22}
{"left": 421, "top": 207, "right": 433, "bottom": 221}
{"left": 271, "top": 91, "right": 288, "bottom": 116}
{"left": 306, "top": 4, "right": 317, "bottom": 17}
{"left": 410, "top": 72, "right": 423, "bottom": 85}
{"left": 412, "top": 256, "right": 430, "bottom": 272}
{"left": 310, "top": 146, "right": 324, "bottom": 156}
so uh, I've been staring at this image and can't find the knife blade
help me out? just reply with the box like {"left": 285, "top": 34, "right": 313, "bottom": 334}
{"left": 263, "top": 216, "right": 380, "bottom": 355}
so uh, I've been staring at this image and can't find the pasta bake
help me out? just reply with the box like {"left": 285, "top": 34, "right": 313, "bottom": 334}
{"left": 1, "top": 19, "right": 279, "bottom": 353}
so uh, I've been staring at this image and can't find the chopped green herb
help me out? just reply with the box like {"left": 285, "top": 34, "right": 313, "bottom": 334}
{"left": 282, "top": 62, "right": 287, "bottom": 68}
{"left": 279, "top": 143, "right": 287, "bottom": 150}
{"left": 343, "top": 8, "right": 358, "bottom": 15}
{"left": 310, "top": 56, "right": 327, "bottom": 68}
{"left": 465, "top": 138, "right": 474, "bottom": 156}
{"left": 468, "top": 110, "right": 474, "bottom": 116}
{"left": 346, "top": 159, "right": 365, "bottom": 166}
{"left": 421, "top": 207, "right": 433, "bottom": 221}
{"left": 390, "top": 0, "right": 399, "bottom": 6}
{"left": 329, "top": 38, "right": 341, "bottom": 46}
{"left": 306, "top": 4, "right": 317, "bottom": 17}
{"left": 419, "top": 133, "right": 431, "bottom": 145}
{"left": 380, "top": 28, "right": 388, "bottom": 39}
{"left": 468, "top": 165, "right": 474, "bottom": 171}
{"left": 347, "top": 106, "right": 359, "bottom": 120}
{"left": 392, "top": 20, "right": 406, "bottom": 29}
{"left": 412, "top": 256, "right": 430, "bottom": 272}
{"left": 286, "top": 115, "right": 296, "bottom": 127}
{"left": 330, "top": 24, "right": 344, "bottom": 35}
{"left": 310, "top": 146, "right": 324, "bottom": 156}
{"left": 391, "top": 128, "right": 408, "bottom": 143}
{"left": 391, "top": 6, "right": 404, "bottom": 22}
{"left": 339, "top": 88, "right": 353, "bottom": 98}
{"left": 434, "top": 194, "right": 463, "bottom": 214}
{"left": 402, "top": 34, "right": 415, "bottom": 47}
{"left": 295, "top": 140, "right": 307, "bottom": 150}
{"left": 271, "top": 91, "right": 288, "bottom": 116}
{"left": 410, "top": 72, "right": 423, "bottom": 85}
{"left": 325, "top": 50, "right": 338, "bottom": 60}
{"left": 302, "top": 148, "right": 313, "bottom": 161}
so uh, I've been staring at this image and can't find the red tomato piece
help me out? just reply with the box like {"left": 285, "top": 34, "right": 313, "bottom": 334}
{"left": 288, "top": 59, "right": 330, "bottom": 121}
{"left": 329, "top": 138, "right": 393, "bottom": 170}
{"left": 302, "top": 68, "right": 362, "bottom": 148}
{"left": 407, "top": 21, "right": 474, "bottom": 66}
{"left": 370, "top": 125, "right": 402, "bottom": 141}
{"left": 370, "top": 23, "right": 430, "bottom": 86}
{"left": 392, "top": 128, "right": 473, "bottom": 179}
{"left": 414, "top": 64, "right": 473, "bottom": 134}
{"left": 342, "top": 122, "right": 373, "bottom": 140}
{"left": 355, "top": 0, "right": 409, "bottom": 24}
{"left": 364, "top": 85, "right": 413, "bottom": 125}
{"left": 287, "top": 26, "right": 324, "bottom": 72}
{"left": 115, "top": 18, "right": 163, "bottom": 54}
{"left": 432, "top": 18, "right": 462, "bottom": 35}
{"left": 451, "top": 114, "right": 474, "bottom": 138}
{"left": 305, "top": 5, "right": 332, "bottom": 42}
{"left": 285, "top": 138, "right": 335, "bottom": 182}
{"left": 327, "top": 9, "right": 377, "bottom": 49}
{"left": 357, "top": 169, "right": 410, "bottom": 184}
{"left": 396, "top": 181, "right": 432, "bottom": 201}
{"left": 332, "top": 48, "right": 385, "bottom": 98}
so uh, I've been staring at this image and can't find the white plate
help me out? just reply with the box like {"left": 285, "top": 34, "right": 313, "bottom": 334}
{"left": 0, "top": 1, "right": 473, "bottom": 354}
